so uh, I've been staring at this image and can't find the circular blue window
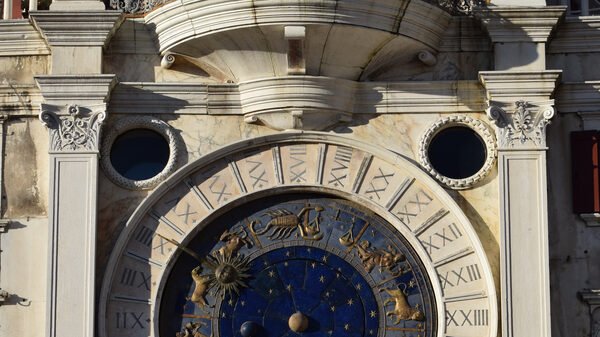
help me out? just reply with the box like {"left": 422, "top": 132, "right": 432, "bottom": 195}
{"left": 109, "top": 129, "right": 170, "bottom": 181}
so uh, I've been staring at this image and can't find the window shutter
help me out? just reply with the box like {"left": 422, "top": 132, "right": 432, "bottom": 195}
{"left": 571, "top": 130, "right": 600, "bottom": 214}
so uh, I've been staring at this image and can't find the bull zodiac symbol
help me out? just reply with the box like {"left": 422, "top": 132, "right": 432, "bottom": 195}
{"left": 249, "top": 205, "right": 324, "bottom": 240}
{"left": 381, "top": 285, "right": 425, "bottom": 324}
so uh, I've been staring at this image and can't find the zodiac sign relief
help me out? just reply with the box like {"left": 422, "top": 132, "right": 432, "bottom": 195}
{"left": 189, "top": 266, "right": 212, "bottom": 308}
{"left": 249, "top": 205, "right": 324, "bottom": 240}
{"left": 217, "top": 227, "right": 252, "bottom": 258}
{"left": 381, "top": 286, "right": 425, "bottom": 324}
{"left": 174, "top": 227, "right": 253, "bottom": 309}
{"left": 175, "top": 322, "right": 211, "bottom": 337}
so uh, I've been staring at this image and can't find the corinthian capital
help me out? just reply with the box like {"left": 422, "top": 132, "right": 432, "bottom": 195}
{"left": 39, "top": 103, "right": 106, "bottom": 152}
{"left": 486, "top": 100, "right": 554, "bottom": 149}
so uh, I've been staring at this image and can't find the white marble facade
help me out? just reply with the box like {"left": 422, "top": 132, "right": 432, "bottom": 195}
{"left": 0, "top": 1, "right": 597, "bottom": 337}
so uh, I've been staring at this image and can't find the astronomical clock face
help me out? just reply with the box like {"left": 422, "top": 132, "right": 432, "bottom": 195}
{"left": 99, "top": 136, "right": 497, "bottom": 337}
{"left": 160, "top": 196, "right": 436, "bottom": 337}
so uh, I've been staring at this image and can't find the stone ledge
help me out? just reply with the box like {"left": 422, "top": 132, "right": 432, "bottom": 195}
{"left": 479, "top": 70, "right": 562, "bottom": 106}
{"left": 475, "top": 6, "right": 566, "bottom": 43}
{"left": 35, "top": 75, "right": 118, "bottom": 105}
{"left": 0, "top": 20, "right": 50, "bottom": 56}
{"left": 549, "top": 16, "right": 600, "bottom": 53}
{"left": 29, "top": 11, "right": 124, "bottom": 47}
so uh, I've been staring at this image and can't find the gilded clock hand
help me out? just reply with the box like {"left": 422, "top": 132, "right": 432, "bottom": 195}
{"left": 156, "top": 233, "right": 217, "bottom": 269}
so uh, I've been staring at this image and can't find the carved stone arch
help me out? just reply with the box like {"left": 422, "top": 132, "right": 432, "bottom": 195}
{"left": 99, "top": 131, "right": 497, "bottom": 337}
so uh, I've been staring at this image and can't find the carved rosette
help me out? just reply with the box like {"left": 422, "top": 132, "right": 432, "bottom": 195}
{"left": 486, "top": 100, "right": 555, "bottom": 149}
{"left": 39, "top": 104, "right": 106, "bottom": 152}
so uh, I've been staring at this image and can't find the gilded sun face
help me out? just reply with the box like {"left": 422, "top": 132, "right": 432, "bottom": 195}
{"left": 208, "top": 252, "right": 251, "bottom": 298}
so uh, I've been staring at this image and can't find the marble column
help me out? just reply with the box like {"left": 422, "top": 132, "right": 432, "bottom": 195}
{"left": 480, "top": 71, "right": 560, "bottom": 337}
{"left": 36, "top": 75, "right": 117, "bottom": 337}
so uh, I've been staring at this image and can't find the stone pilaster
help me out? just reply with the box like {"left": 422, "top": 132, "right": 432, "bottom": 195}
{"left": 475, "top": 7, "right": 565, "bottom": 71}
{"left": 480, "top": 71, "right": 560, "bottom": 337}
{"left": 29, "top": 11, "right": 123, "bottom": 74}
{"left": 35, "top": 75, "right": 116, "bottom": 337}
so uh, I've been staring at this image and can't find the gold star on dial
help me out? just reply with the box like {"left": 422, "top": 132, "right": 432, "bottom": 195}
{"left": 344, "top": 323, "right": 350, "bottom": 331}
{"left": 330, "top": 305, "right": 335, "bottom": 312}
{"left": 319, "top": 275, "right": 325, "bottom": 283}
{"left": 347, "top": 298, "right": 354, "bottom": 306}
{"left": 268, "top": 270, "right": 275, "bottom": 278}
{"left": 370, "top": 310, "right": 376, "bottom": 318}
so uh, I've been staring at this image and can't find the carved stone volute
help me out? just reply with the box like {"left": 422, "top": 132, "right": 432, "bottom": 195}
{"left": 486, "top": 100, "right": 554, "bottom": 149}
{"left": 39, "top": 103, "right": 106, "bottom": 152}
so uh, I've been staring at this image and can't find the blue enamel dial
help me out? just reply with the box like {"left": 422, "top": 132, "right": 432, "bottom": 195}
{"left": 161, "top": 196, "right": 436, "bottom": 337}
{"left": 219, "top": 247, "right": 379, "bottom": 337}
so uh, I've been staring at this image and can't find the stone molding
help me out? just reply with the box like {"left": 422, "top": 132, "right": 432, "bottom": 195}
{"left": 145, "top": 0, "right": 451, "bottom": 53}
{"left": 240, "top": 77, "right": 355, "bottom": 131}
{"left": 418, "top": 115, "right": 497, "bottom": 189}
{"left": 554, "top": 82, "right": 600, "bottom": 130}
{"left": 549, "top": 16, "right": 600, "bottom": 53}
{"left": 474, "top": 6, "right": 566, "bottom": 43}
{"left": 479, "top": 70, "right": 561, "bottom": 107}
{"left": 579, "top": 213, "right": 600, "bottom": 227}
{"left": 0, "top": 20, "right": 50, "bottom": 56}
{"left": 100, "top": 116, "right": 183, "bottom": 190}
{"left": 580, "top": 289, "right": 600, "bottom": 337}
{"left": 486, "top": 100, "right": 554, "bottom": 149}
{"left": 109, "top": 79, "right": 485, "bottom": 119}
{"left": 35, "top": 75, "right": 117, "bottom": 105}
{"left": 29, "top": 11, "right": 124, "bottom": 47}
{"left": 39, "top": 103, "right": 105, "bottom": 152}
{"left": 0, "top": 84, "right": 42, "bottom": 116}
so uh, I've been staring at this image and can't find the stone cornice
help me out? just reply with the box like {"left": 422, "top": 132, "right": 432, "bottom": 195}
{"left": 549, "top": 16, "right": 600, "bottom": 53}
{"left": 0, "top": 20, "right": 50, "bottom": 56}
{"left": 0, "top": 84, "right": 42, "bottom": 116}
{"left": 35, "top": 75, "right": 118, "bottom": 105}
{"left": 108, "top": 78, "right": 485, "bottom": 116}
{"left": 479, "top": 70, "right": 561, "bottom": 107}
{"left": 474, "top": 6, "right": 566, "bottom": 43}
{"left": 555, "top": 81, "right": 600, "bottom": 113}
{"left": 29, "top": 11, "right": 124, "bottom": 48}
{"left": 145, "top": 0, "right": 451, "bottom": 53}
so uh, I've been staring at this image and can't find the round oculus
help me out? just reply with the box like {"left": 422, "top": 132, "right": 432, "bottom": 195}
{"left": 109, "top": 129, "right": 170, "bottom": 181}
{"left": 427, "top": 126, "right": 487, "bottom": 180}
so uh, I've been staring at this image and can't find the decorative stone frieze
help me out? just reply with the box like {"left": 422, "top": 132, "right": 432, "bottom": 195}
{"left": 474, "top": 6, "right": 566, "bottom": 43}
{"left": 39, "top": 104, "right": 105, "bottom": 152}
{"left": 486, "top": 100, "right": 554, "bottom": 149}
{"left": 419, "top": 115, "right": 496, "bottom": 189}
{"left": 29, "top": 11, "right": 123, "bottom": 47}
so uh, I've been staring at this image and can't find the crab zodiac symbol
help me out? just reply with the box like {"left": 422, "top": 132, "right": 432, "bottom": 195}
{"left": 249, "top": 205, "right": 324, "bottom": 240}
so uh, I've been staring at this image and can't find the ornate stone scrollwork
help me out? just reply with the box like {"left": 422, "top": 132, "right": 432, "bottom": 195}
{"left": 39, "top": 104, "right": 106, "bottom": 152}
{"left": 486, "top": 100, "right": 555, "bottom": 149}
{"left": 419, "top": 115, "right": 497, "bottom": 189}
{"left": 434, "top": 0, "right": 486, "bottom": 14}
